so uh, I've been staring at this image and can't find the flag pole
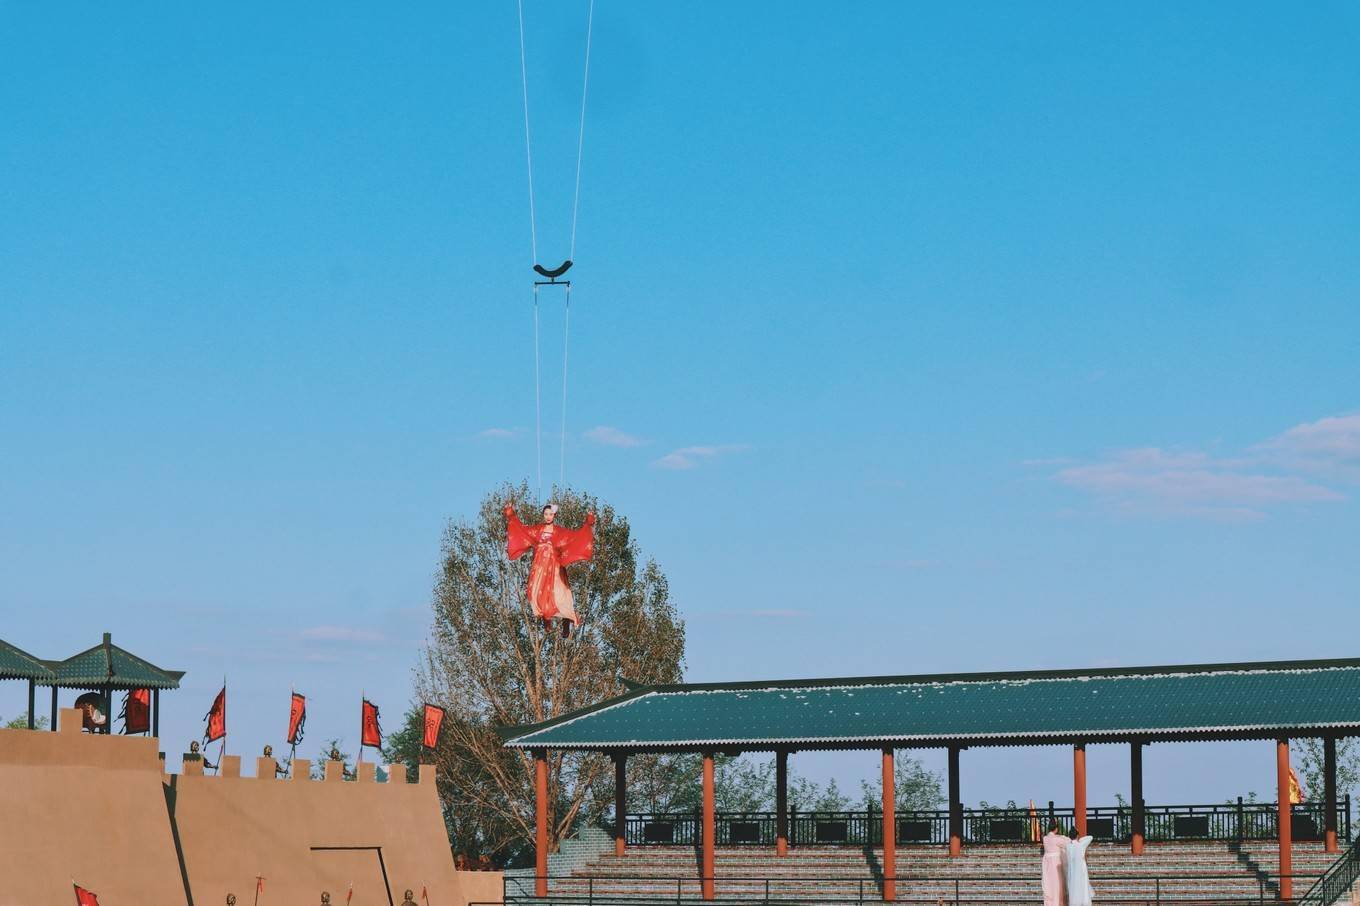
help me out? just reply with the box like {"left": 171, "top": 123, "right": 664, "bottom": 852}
{"left": 216, "top": 674, "right": 227, "bottom": 775}
{"left": 358, "top": 689, "right": 365, "bottom": 769}
{"left": 286, "top": 683, "right": 298, "bottom": 778}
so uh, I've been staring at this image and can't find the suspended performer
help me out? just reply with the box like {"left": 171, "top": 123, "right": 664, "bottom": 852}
{"left": 504, "top": 502, "right": 595, "bottom": 636}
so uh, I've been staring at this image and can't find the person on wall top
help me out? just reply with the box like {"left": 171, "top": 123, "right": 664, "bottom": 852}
{"left": 504, "top": 502, "right": 595, "bottom": 638}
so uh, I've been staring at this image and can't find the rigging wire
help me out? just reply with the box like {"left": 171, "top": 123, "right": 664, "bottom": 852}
{"left": 517, "top": 0, "right": 594, "bottom": 499}
{"left": 516, "top": 0, "right": 538, "bottom": 265}
{"left": 569, "top": 0, "right": 595, "bottom": 261}
{"left": 560, "top": 288, "right": 571, "bottom": 488}
{"left": 533, "top": 286, "right": 543, "bottom": 499}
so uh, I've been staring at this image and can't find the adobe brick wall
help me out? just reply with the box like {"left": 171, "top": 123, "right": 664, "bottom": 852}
{"left": 0, "top": 709, "right": 187, "bottom": 904}
{"left": 0, "top": 709, "right": 501, "bottom": 905}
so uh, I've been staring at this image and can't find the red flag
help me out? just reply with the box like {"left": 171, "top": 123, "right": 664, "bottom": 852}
{"left": 421, "top": 886, "right": 429, "bottom": 903}
{"left": 123, "top": 687, "right": 151, "bottom": 734}
{"left": 346, "top": 883, "right": 354, "bottom": 904}
{"left": 203, "top": 686, "right": 226, "bottom": 744}
{"left": 256, "top": 876, "right": 266, "bottom": 895}
{"left": 361, "top": 699, "right": 382, "bottom": 748}
{"left": 422, "top": 704, "right": 445, "bottom": 749}
{"left": 287, "top": 692, "right": 307, "bottom": 745}
{"left": 73, "top": 884, "right": 100, "bottom": 906}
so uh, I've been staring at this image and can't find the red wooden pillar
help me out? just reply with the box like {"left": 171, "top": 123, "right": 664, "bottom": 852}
{"left": 947, "top": 745, "right": 963, "bottom": 857}
{"left": 882, "top": 748, "right": 896, "bottom": 901}
{"left": 1278, "top": 739, "right": 1293, "bottom": 901}
{"left": 775, "top": 750, "right": 789, "bottom": 857}
{"left": 1130, "top": 741, "right": 1145, "bottom": 856}
{"left": 1324, "top": 736, "right": 1339, "bottom": 854}
{"left": 534, "top": 749, "right": 549, "bottom": 897}
{"left": 614, "top": 753, "right": 627, "bottom": 857}
{"left": 1073, "top": 743, "right": 1088, "bottom": 838}
{"left": 702, "top": 752, "right": 716, "bottom": 901}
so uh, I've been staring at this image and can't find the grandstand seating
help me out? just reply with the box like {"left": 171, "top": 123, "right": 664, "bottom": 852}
{"left": 509, "top": 838, "right": 1344, "bottom": 903}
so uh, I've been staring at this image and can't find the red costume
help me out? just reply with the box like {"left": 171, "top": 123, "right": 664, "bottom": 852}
{"left": 504, "top": 505, "right": 595, "bottom": 629}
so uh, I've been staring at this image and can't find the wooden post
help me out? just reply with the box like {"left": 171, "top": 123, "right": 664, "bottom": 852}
{"left": 50, "top": 685, "right": 58, "bottom": 732}
{"left": 1278, "top": 738, "right": 1293, "bottom": 902}
{"left": 1325, "top": 736, "right": 1339, "bottom": 854}
{"left": 702, "top": 752, "right": 716, "bottom": 901}
{"left": 535, "top": 749, "right": 549, "bottom": 898}
{"left": 1073, "top": 743, "right": 1087, "bottom": 838}
{"left": 153, "top": 688, "right": 160, "bottom": 738}
{"left": 776, "top": 750, "right": 789, "bottom": 857}
{"left": 948, "top": 745, "right": 963, "bottom": 857}
{"left": 1130, "top": 741, "right": 1145, "bottom": 856}
{"left": 882, "top": 748, "right": 896, "bottom": 901}
{"left": 27, "top": 680, "right": 35, "bottom": 729}
{"left": 614, "top": 754, "right": 627, "bottom": 857}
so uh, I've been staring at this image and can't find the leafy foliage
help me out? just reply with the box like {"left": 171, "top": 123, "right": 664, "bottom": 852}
{"left": 1296, "top": 737, "right": 1360, "bottom": 807}
{"left": 415, "top": 483, "right": 685, "bottom": 864}
{"left": 3, "top": 712, "right": 50, "bottom": 730}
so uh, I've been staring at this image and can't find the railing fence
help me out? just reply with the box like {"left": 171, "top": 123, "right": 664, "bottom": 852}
{"left": 618, "top": 798, "right": 1351, "bottom": 848}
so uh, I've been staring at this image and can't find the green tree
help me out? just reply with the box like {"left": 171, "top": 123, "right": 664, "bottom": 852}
{"left": 310, "top": 737, "right": 354, "bottom": 780}
{"left": 1296, "top": 737, "right": 1360, "bottom": 809}
{"left": 3, "top": 713, "right": 50, "bottom": 730}
{"left": 416, "top": 483, "right": 685, "bottom": 864}
{"left": 858, "top": 754, "right": 946, "bottom": 811}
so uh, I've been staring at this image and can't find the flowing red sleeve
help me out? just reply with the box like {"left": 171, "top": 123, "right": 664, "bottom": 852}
{"left": 504, "top": 507, "right": 537, "bottom": 560}
{"left": 554, "top": 513, "right": 596, "bottom": 567}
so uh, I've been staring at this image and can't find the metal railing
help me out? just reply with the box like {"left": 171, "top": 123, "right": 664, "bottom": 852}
{"left": 505, "top": 871, "right": 1326, "bottom": 905}
{"left": 619, "top": 799, "right": 1352, "bottom": 847}
{"left": 1297, "top": 835, "right": 1360, "bottom": 906}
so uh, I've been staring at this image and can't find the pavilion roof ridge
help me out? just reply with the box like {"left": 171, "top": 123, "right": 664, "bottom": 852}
{"left": 43, "top": 632, "right": 184, "bottom": 689}
{"left": 627, "top": 655, "right": 1360, "bottom": 696}
{"left": 0, "top": 638, "right": 57, "bottom": 681}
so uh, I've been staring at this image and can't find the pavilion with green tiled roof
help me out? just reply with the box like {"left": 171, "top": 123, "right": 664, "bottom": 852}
{"left": 0, "top": 632, "right": 182, "bottom": 735}
{"left": 501, "top": 656, "right": 1360, "bottom": 901}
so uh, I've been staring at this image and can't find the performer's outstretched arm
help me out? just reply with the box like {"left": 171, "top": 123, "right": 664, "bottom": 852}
{"left": 504, "top": 504, "right": 537, "bottom": 560}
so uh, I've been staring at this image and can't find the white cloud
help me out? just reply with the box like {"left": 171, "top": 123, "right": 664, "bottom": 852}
{"left": 476, "top": 427, "right": 520, "bottom": 440}
{"left": 297, "top": 625, "right": 385, "bottom": 643}
{"left": 1255, "top": 413, "right": 1360, "bottom": 481}
{"left": 1050, "top": 416, "right": 1352, "bottom": 520}
{"left": 584, "top": 425, "right": 648, "bottom": 448}
{"left": 653, "top": 444, "right": 749, "bottom": 470}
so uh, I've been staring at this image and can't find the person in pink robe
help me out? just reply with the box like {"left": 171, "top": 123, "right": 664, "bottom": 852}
{"left": 1041, "top": 821, "right": 1071, "bottom": 906}
{"left": 504, "top": 503, "right": 595, "bottom": 637}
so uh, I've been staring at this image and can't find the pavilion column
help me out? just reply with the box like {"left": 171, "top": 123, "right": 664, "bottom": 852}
{"left": 1277, "top": 738, "right": 1293, "bottom": 902}
{"left": 27, "top": 680, "right": 35, "bottom": 729}
{"left": 1130, "top": 741, "right": 1145, "bottom": 856}
{"left": 775, "top": 750, "right": 789, "bottom": 857}
{"left": 534, "top": 749, "right": 549, "bottom": 898}
{"left": 105, "top": 683, "right": 114, "bottom": 734}
{"left": 50, "top": 686, "right": 58, "bottom": 732}
{"left": 702, "top": 752, "right": 716, "bottom": 901}
{"left": 1324, "top": 736, "right": 1339, "bottom": 854}
{"left": 614, "top": 754, "right": 627, "bottom": 857}
{"left": 948, "top": 745, "right": 963, "bottom": 857}
{"left": 1073, "top": 743, "right": 1088, "bottom": 838}
{"left": 153, "top": 688, "right": 160, "bottom": 738}
{"left": 882, "top": 748, "right": 896, "bottom": 902}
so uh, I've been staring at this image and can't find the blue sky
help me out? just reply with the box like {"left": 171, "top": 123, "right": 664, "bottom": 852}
{"left": 2, "top": 2, "right": 1358, "bottom": 805}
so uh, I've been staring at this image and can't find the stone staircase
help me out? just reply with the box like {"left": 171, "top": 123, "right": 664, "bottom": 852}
{"left": 509, "top": 839, "right": 1344, "bottom": 904}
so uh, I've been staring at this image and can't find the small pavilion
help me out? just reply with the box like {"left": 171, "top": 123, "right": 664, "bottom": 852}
{"left": 0, "top": 639, "right": 56, "bottom": 729}
{"left": 502, "top": 655, "right": 1360, "bottom": 902}
{"left": 0, "top": 633, "right": 183, "bottom": 735}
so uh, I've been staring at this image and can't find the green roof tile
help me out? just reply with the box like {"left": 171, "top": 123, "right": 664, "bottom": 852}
{"left": 502, "top": 658, "right": 1360, "bottom": 751}
{"left": 46, "top": 634, "right": 184, "bottom": 689}
{"left": 0, "top": 639, "right": 55, "bottom": 681}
